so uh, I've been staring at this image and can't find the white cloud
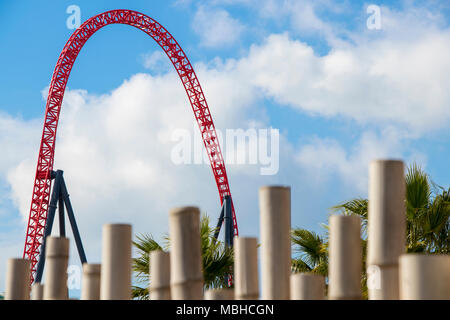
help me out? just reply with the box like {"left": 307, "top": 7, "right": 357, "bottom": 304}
{"left": 0, "top": 230, "right": 24, "bottom": 295}
{"left": 295, "top": 128, "right": 414, "bottom": 194}
{"left": 192, "top": 5, "right": 245, "bottom": 48}
{"left": 210, "top": 0, "right": 349, "bottom": 44}
{"left": 186, "top": 3, "right": 450, "bottom": 134}
{"left": 2, "top": 68, "right": 271, "bottom": 290}
{"left": 0, "top": 113, "right": 41, "bottom": 222}
{"left": 237, "top": 29, "right": 450, "bottom": 132}
{"left": 140, "top": 51, "right": 172, "bottom": 73}
{"left": 1, "top": 1, "right": 448, "bottom": 292}
{"left": 183, "top": 1, "right": 450, "bottom": 133}
{"left": 7, "top": 5, "right": 448, "bottom": 239}
{"left": 0, "top": 113, "right": 41, "bottom": 179}
{"left": 284, "top": 0, "right": 345, "bottom": 44}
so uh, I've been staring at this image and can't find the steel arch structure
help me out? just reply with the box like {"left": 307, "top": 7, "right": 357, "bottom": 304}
{"left": 23, "top": 9, "right": 238, "bottom": 282}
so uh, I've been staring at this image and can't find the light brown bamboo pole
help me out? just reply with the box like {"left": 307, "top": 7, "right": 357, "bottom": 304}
{"left": 368, "top": 159, "right": 406, "bottom": 300}
{"left": 81, "top": 263, "right": 101, "bottom": 300}
{"left": 5, "top": 258, "right": 30, "bottom": 300}
{"left": 399, "top": 254, "right": 450, "bottom": 300}
{"left": 149, "top": 250, "right": 171, "bottom": 300}
{"left": 204, "top": 288, "right": 234, "bottom": 300}
{"left": 100, "top": 224, "right": 132, "bottom": 300}
{"left": 234, "top": 237, "right": 259, "bottom": 300}
{"left": 259, "top": 186, "right": 291, "bottom": 300}
{"left": 169, "top": 206, "right": 203, "bottom": 300}
{"left": 290, "top": 273, "right": 325, "bottom": 300}
{"left": 43, "top": 237, "right": 70, "bottom": 300}
{"left": 328, "top": 215, "right": 362, "bottom": 300}
{"left": 31, "top": 283, "right": 44, "bottom": 300}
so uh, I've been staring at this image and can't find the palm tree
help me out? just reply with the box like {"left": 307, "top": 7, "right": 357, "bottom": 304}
{"left": 291, "top": 163, "right": 449, "bottom": 298}
{"left": 331, "top": 164, "right": 449, "bottom": 253}
{"left": 132, "top": 215, "right": 234, "bottom": 299}
{"left": 291, "top": 229, "right": 328, "bottom": 276}
{"left": 404, "top": 164, "right": 449, "bottom": 253}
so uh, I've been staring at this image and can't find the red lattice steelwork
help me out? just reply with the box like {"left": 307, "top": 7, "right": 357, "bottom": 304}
{"left": 23, "top": 9, "right": 238, "bottom": 282}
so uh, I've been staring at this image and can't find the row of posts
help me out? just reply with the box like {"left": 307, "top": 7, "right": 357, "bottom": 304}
{"left": 4, "top": 160, "right": 450, "bottom": 300}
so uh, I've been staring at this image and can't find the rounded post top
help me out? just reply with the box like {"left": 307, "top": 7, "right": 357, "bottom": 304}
{"left": 234, "top": 236, "right": 258, "bottom": 242}
{"left": 291, "top": 272, "right": 324, "bottom": 279}
{"left": 82, "top": 263, "right": 101, "bottom": 274}
{"left": 150, "top": 250, "right": 170, "bottom": 257}
{"left": 400, "top": 253, "right": 450, "bottom": 262}
{"left": 370, "top": 159, "right": 404, "bottom": 166}
{"left": 46, "top": 236, "right": 69, "bottom": 257}
{"left": 102, "top": 223, "right": 132, "bottom": 229}
{"left": 8, "top": 258, "right": 30, "bottom": 264}
{"left": 330, "top": 214, "right": 361, "bottom": 223}
{"left": 169, "top": 206, "right": 200, "bottom": 217}
{"left": 259, "top": 185, "right": 291, "bottom": 191}
{"left": 204, "top": 288, "right": 234, "bottom": 300}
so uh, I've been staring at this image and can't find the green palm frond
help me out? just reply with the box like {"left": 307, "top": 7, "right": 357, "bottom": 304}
{"left": 405, "top": 165, "right": 449, "bottom": 252}
{"left": 361, "top": 238, "right": 367, "bottom": 270}
{"left": 133, "top": 234, "right": 163, "bottom": 253}
{"left": 291, "top": 258, "right": 312, "bottom": 273}
{"left": 407, "top": 241, "right": 427, "bottom": 253}
{"left": 426, "top": 196, "right": 448, "bottom": 233}
{"left": 201, "top": 215, "right": 234, "bottom": 289}
{"left": 291, "top": 163, "right": 449, "bottom": 299}
{"left": 200, "top": 215, "right": 234, "bottom": 289}
{"left": 203, "top": 247, "right": 234, "bottom": 289}
{"left": 132, "top": 214, "right": 234, "bottom": 299}
{"left": 330, "top": 198, "right": 368, "bottom": 235}
{"left": 132, "top": 234, "right": 163, "bottom": 284}
{"left": 311, "top": 260, "right": 328, "bottom": 276}
{"left": 132, "top": 286, "right": 149, "bottom": 300}
{"left": 423, "top": 188, "right": 450, "bottom": 253}
{"left": 291, "top": 228, "right": 327, "bottom": 269}
{"left": 330, "top": 198, "right": 368, "bottom": 219}
{"left": 406, "top": 163, "right": 431, "bottom": 220}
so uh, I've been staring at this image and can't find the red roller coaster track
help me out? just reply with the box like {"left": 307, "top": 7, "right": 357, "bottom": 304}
{"left": 23, "top": 9, "right": 238, "bottom": 282}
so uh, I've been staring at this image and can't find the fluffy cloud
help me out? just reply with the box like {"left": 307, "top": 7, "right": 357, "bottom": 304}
{"left": 187, "top": 3, "right": 450, "bottom": 133}
{"left": 3, "top": 69, "right": 270, "bottom": 273}
{"left": 192, "top": 5, "right": 245, "bottom": 48}
{"left": 0, "top": 114, "right": 41, "bottom": 178}
{"left": 197, "top": 3, "right": 450, "bottom": 130}
{"left": 209, "top": 0, "right": 350, "bottom": 44}
{"left": 140, "top": 51, "right": 172, "bottom": 73}
{"left": 295, "top": 128, "right": 424, "bottom": 194}
{"left": 237, "top": 30, "right": 450, "bottom": 132}
{"left": 1, "top": 1, "right": 448, "bottom": 293}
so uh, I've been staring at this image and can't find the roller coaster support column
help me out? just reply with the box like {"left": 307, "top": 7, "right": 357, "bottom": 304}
{"left": 213, "top": 195, "right": 234, "bottom": 248}
{"left": 34, "top": 170, "right": 87, "bottom": 284}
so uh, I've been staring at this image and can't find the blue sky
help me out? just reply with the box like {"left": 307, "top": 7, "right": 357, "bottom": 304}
{"left": 0, "top": 0, "right": 449, "bottom": 296}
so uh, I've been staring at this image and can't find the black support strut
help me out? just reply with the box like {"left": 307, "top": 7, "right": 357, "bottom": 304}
{"left": 34, "top": 170, "right": 87, "bottom": 284}
{"left": 213, "top": 195, "right": 234, "bottom": 286}
{"left": 213, "top": 195, "right": 234, "bottom": 248}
